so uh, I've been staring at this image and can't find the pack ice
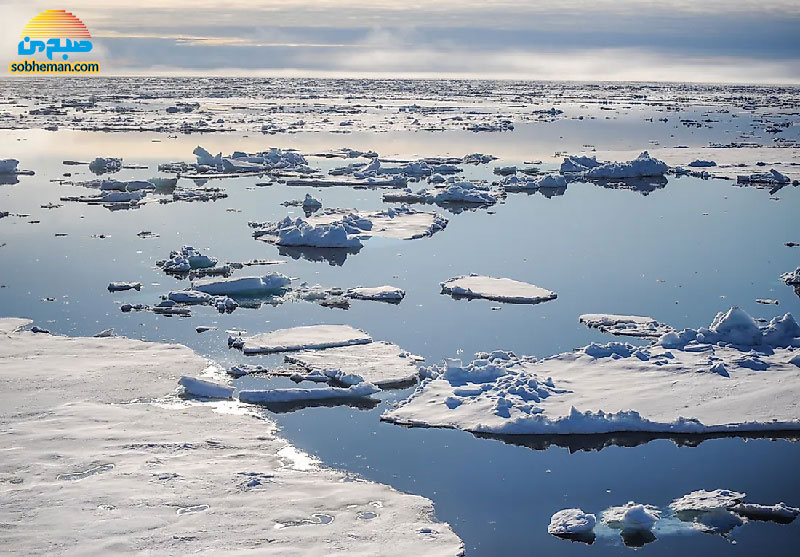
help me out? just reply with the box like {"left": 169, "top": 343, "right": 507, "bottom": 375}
{"left": 229, "top": 324, "right": 372, "bottom": 354}
{"left": 383, "top": 307, "right": 800, "bottom": 435}
{"left": 560, "top": 152, "right": 668, "bottom": 179}
{"left": 252, "top": 207, "right": 447, "bottom": 248}
{"left": 579, "top": 314, "right": 673, "bottom": 338}
{"left": 441, "top": 275, "right": 557, "bottom": 304}
{"left": 0, "top": 319, "right": 462, "bottom": 555}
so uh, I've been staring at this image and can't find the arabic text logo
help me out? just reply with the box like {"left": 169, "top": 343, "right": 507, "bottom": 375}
{"left": 10, "top": 10, "right": 99, "bottom": 74}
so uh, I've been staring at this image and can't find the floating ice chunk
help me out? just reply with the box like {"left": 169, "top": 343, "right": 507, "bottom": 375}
{"left": 441, "top": 275, "right": 557, "bottom": 304}
{"left": 731, "top": 502, "right": 800, "bottom": 522}
{"left": 193, "top": 146, "right": 222, "bottom": 166}
{"left": 255, "top": 216, "right": 364, "bottom": 248}
{"left": 548, "top": 509, "right": 596, "bottom": 534}
{"left": 384, "top": 308, "right": 800, "bottom": 435}
{"left": 503, "top": 173, "right": 567, "bottom": 191}
{"left": 669, "top": 489, "right": 745, "bottom": 513}
{"left": 238, "top": 382, "right": 379, "bottom": 404}
{"left": 601, "top": 502, "right": 660, "bottom": 531}
{"left": 302, "top": 193, "right": 322, "bottom": 209}
{"left": 285, "top": 341, "right": 422, "bottom": 387}
{"left": 100, "top": 190, "right": 145, "bottom": 203}
{"left": 93, "top": 328, "right": 115, "bottom": 338}
{"left": 560, "top": 155, "right": 601, "bottom": 173}
{"left": 88, "top": 157, "right": 122, "bottom": 174}
{"left": 168, "top": 290, "right": 214, "bottom": 304}
{"left": 432, "top": 182, "right": 499, "bottom": 204}
{"left": 781, "top": 267, "right": 800, "bottom": 285}
{"left": 0, "top": 159, "right": 19, "bottom": 173}
{"left": 107, "top": 282, "right": 142, "bottom": 292}
{"left": 159, "top": 246, "right": 218, "bottom": 272}
{"left": 346, "top": 286, "right": 405, "bottom": 302}
{"left": 688, "top": 160, "right": 717, "bottom": 167}
{"left": 580, "top": 314, "right": 673, "bottom": 338}
{"left": 584, "top": 152, "right": 668, "bottom": 179}
{"left": 493, "top": 166, "right": 516, "bottom": 176}
{"left": 230, "top": 324, "right": 372, "bottom": 354}
{"left": 737, "top": 169, "right": 790, "bottom": 184}
{"left": 222, "top": 157, "right": 263, "bottom": 172}
{"left": 178, "top": 376, "right": 235, "bottom": 400}
{"left": 193, "top": 273, "right": 290, "bottom": 297}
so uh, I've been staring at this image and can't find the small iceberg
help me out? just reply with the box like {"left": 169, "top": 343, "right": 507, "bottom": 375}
{"left": 345, "top": 285, "right": 405, "bottom": 302}
{"left": 229, "top": 324, "right": 372, "bottom": 354}
{"left": 193, "top": 273, "right": 290, "bottom": 297}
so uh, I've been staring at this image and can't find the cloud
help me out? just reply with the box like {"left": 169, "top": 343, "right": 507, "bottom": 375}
{"left": 2, "top": 1, "right": 798, "bottom": 82}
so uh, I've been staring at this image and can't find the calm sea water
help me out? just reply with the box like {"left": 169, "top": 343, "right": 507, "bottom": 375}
{"left": 1, "top": 105, "right": 799, "bottom": 554}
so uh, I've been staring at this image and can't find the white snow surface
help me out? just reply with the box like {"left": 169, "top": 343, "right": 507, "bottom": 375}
{"left": 231, "top": 324, "right": 373, "bottom": 354}
{"left": 179, "top": 375, "right": 235, "bottom": 399}
{"left": 583, "top": 151, "right": 668, "bottom": 179}
{"left": 383, "top": 308, "right": 800, "bottom": 435}
{"left": 548, "top": 509, "right": 597, "bottom": 534}
{"left": 193, "top": 273, "right": 291, "bottom": 296}
{"left": 308, "top": 207, "right": 448, "bottom": 240}
{"left": 579, "top": 314, "right": 673, "bottom": 338}
{"left": 239, "top": 382, "right": 380, "bottom": 404}
{"left": 441, "top": 275, "right": 557, "bottom": 304}
{"left": 669, "top": 489, "right": 746, "bottom": 513}
{"left": 285, "top": 341, "right": 422, "bottom": 387}
{"left": 0, "top": 319, "right": 461, "bottom": 555}
{"left": 601, "top": 503, "right": 660, "bottom": 531}
{"left": 346, "top": 286, "right": 406, "bottom": 301}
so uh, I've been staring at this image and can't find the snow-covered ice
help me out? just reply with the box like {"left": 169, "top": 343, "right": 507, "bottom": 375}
{"left": 346, "top": 286, "right": 406, "bottom": 302}
{"left": 781, "top": 267, "right": 800, "bottom": 285}
{"left": 179, "top": 375, "right": 235, "bottom": 399}
{"left": 0, "top": 318, "right": 462, "bottom": 555}
{"left": 441, "top": 275, "right": 557, "bottom": 304}
{"left": 158, "top": 246, "right": 218, "bottom": 273}
{"left": 285, "top": 341, "right": 423, "bottom": 387}
{"left": 383, "top": 308, "right": 800, "bottom": 435}
{"left": 238, "top": 382, "right": 380, "bottom": 404}
{"left": 579, "top": 314, "right": 673, "bottom": 338}
{"left": 193, "top": 273, "right": 290, "bottom": 296}
{"left": 107, "top": 281, "right": 142, "bottom": 292}
{"left": 601, "top": 502, "right": 660, "bottom": 531}
{"left": 548, "top": 508, "right": 596, "bottom": 534}
{"left": 583, "top": 152, "right": 668, "bottom": 180}
{"left": 230, "top": 324, "right": 373, "bottom": 354}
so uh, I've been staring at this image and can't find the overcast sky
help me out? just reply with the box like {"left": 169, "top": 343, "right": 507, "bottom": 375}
{"left": 2, "top": 0, "right": 798, "bottom": 83}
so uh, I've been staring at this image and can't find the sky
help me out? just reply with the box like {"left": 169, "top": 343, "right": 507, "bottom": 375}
{"left": 1, "top": 0, "right": 799, "bottom": 83}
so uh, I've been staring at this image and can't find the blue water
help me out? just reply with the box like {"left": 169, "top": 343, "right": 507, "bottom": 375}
{"left": 1, "top": 118, "right": 799, "bottom": 554}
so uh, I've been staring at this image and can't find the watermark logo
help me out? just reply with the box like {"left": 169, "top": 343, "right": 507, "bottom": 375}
{"left": 9, "top": 10, "right": 99, "bottom": 74}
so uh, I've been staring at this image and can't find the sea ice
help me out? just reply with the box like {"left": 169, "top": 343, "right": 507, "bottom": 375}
{"left": 285, "top": 341, "right": 422, "bottom": 387}
{"left": 158, "top": 246, "right": 218, "bottom": 272}
{"left": 669, "top": 489, "right": 746, "bottom": 513}
{"left": 193, "top": 273, "right": 291, "bottom": 296}
{"left": 229, "top": 324, "right": 372, "bottom": 354}
{"left": 548, "top": 508, "right": 596, "bottom": 534}
{"left": 346, "top": 286, "right": 405, "bottom": 302}
{"left": 179, "top": 376, "right": 235, "bottom": 400}
{"left": 238, "top": 382, "right": 380, "bottom": 404}
{"left": 502, "top": 174, "right": 566, "bottom": 191}
{"left": 781, "top": 267, "right": 800, "bottom": 285}
{"left": 88, "top": 157, "right": 122, "bottom": 174}
{"left": 383, "top": 308, "right": 800, "bottom": 435}
{"left": 731, "top": 502, "right": 800, "bottom": 522}
{"left": 0, "top": 158, "right": 19, "bottom": 173}
{"left": 0, "top": 318, "right": 462, "bottom": 555}
{"left": 737, "top": 169, "right": 791, "bottom": 184}
{"left": 302, "top": 193, "right": 322, "bottom": 209}
{"left": 601, "top": 502, "right": 660, "bottom": 531}
{"left": 441, "top": 275, "right": 557, "bottom": 304}
{"left": 107, "top": 282, "right": 142, "bottom": 292}
{"left": 583, "top": 152, "right": 668, "bottom": 179}
{"left": 579, "top": 314, "right": 673, "bottom": 338}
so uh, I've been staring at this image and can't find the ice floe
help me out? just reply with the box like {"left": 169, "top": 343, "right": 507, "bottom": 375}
{"left": 179, "top": 375, "right": 236, "bottom": 400}
{"left": 107, "top": 281, "right": 142, "bottom": 292}
{"left": 157, "top": 246, "right": 218, "bottom": 273}
{"left": 193, "top": 273, "right": 291, "bottom": 297}
{"left": 0, "top": 318, "right": 462, "bottom": 555}
{"left": 345, "top": 285, "right": 405, "bottom": 302}
{"left": 441, "top": 275, "right": 557, "bottom": 304}
{"left": 0, "top": 159, "right": 20, "bottom": 173}
{"left": 285, "top": 341, "right": 423, "bottom": 387}
{"left": 579, "top": 314, "right": 673, "bottom": 338}
{"left": 238, "top": 382, "right": 380, "bottom": 404}
{"left": 781, "top": 267, "right": 800, "bottom": 285}
{"left": 548, "top": 508, "right": 596, "bottom": 535}
{"left": 383, "top": 307, "right": 800, "bottom": 435}
{"left": 601, "top": 502, "right": 660, "bottom": 531}
{"left": 229, "top": 324, "right": 372, "bottom": 354}
{"left": 252, "top": 207, "right": 447, "bottom": 249}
